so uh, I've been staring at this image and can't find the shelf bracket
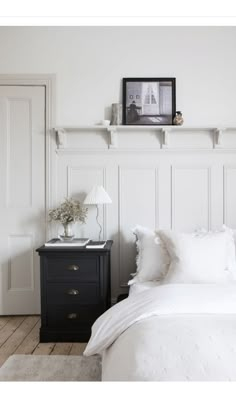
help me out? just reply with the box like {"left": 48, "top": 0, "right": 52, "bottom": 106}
{"left": 162, "top": 128, "right": 171, "bottom": 148}
{"left": 214, "top": 128, "right": 225, "bottom": 148}
{"left": 55, "top": 128, "right": 66, "bottom": 148}
{"left": 107, "top": 127, "right": 118, "bottom": 149}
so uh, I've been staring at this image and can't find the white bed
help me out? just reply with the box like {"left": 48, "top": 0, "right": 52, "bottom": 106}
{"left": 128, "top": 280, "right": 158, "bottom": 296}
{"left": 84, "top": 226, "right": 236, "bottom": 381}
{"left": 84, "top": 284, "right": 236, "bottom": 381}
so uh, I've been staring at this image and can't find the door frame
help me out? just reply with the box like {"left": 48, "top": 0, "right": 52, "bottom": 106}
{"left": 0, "top": 74, "right": 56, "bottom": 239}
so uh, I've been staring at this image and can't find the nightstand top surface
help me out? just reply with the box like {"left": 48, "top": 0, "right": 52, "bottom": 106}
{"left": 36, "top": 239, "right": 113, "bottom": 253}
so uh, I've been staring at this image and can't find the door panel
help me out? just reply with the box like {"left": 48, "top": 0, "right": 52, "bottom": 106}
{"left": 0, "top": 86, "right": 45, "bottom": 314}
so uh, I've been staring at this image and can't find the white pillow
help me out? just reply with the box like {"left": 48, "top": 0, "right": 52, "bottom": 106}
{"left": 157, "top": 229, "right": 236, "bottom": 284}
{"left": 128, "top": 225, "right": 170, "bottom": 285}
{"left": 224, "top": 226, "right": 236, "bottom": 257}
{"left": 197, "top": 225, "right": 236, "bottom": 275}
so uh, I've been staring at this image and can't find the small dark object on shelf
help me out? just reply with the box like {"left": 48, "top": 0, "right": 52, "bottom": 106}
{"left": 173, "top": 111, "right": 184, "bottom": 125}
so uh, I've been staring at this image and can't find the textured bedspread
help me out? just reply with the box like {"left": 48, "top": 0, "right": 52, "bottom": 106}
{"left": 84, "top": 284, "right": 236, "bottom": 381}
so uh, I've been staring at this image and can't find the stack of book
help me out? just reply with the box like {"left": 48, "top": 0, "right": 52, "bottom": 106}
{"left": 44, "top": 239, "right": 107, "bottom": 248}
{"left": 44, "top": 238, "right": 90, "bottom": 247}
{"left": 86, "top": 241, "right": 106, "bottom": 249}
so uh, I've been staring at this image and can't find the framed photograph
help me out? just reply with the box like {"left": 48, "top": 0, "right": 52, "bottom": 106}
{"left": 123, "top": 78, "right": 176, "bottom": 125}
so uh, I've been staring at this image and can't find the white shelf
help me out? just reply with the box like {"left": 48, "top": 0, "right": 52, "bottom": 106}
{"left": 55, "top": 125, "right": 236, "bottom": 130}
{"left": 55, "top": 125, "right": 107, "bottom": 131}
{"left": 54, "top": 125, "right": 236, "bottom": 149}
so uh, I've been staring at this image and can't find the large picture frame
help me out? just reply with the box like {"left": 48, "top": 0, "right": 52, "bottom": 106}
{"left": 122, "top": 78, "right": 176, "bottom": 125}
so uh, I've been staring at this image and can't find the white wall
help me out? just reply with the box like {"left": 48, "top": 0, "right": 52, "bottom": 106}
{"left": 0, "top": 26, "right": 236, "bottom": 126}
{"left": 1, "top": 27, "right": 236, "bottom": 301}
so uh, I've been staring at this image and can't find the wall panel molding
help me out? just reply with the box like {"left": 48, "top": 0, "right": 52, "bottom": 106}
{"left": 171, "top": 165, "right": 211, "bottom": 232}
{"left": 223, "top": 166, "right": 236, "bottom": 228}
{"left": 118, "top": 166, "right": 159, "bottom": 287}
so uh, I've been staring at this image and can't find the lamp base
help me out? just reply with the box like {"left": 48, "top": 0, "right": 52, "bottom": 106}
{"left": 96, "top": 204, "right": 103, "bottom": 241}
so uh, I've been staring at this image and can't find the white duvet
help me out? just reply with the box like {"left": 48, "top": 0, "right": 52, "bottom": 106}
{"left": 84, "top": 284, "right": 236, "bottom": 381}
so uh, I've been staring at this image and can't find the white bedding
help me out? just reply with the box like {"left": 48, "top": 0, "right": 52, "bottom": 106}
{"left": 129, "top": 280, "right": 158, "bottom": 296}
{"left": 84, "top": 284, "right": 236, "bottom": 381}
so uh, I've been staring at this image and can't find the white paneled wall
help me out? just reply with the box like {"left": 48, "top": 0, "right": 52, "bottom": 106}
{"left": 224, "top": 167, "right": 236, "bottom": 228}
{"left": 51, "top": 129, "right": 236, "bottom": 301}
{"left": 171, "top": 166, "right": 211, "bottom": 231}
{"left": 118, "top": 166, "right": 158, "bottom": 285}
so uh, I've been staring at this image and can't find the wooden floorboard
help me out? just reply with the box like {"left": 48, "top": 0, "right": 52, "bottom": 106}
{"left": 51, "top": 343, "right": 73, "bottom": 355}
{"left": 14, "top": 319, "right": 41, "bottom": 355}
{"left": 0, "top": 316, "right": 26, "bottom": 347}
{"left": 0, "top": 316, "right": 87, "bottom": 366}
{"left": 0, "top": 317, "right": 11, "bottom": 331}
{"left": 69, "top": 343, "right": 87, "bottom": 355}
{"left": 32, "top": 342, "right": 56, "bottom": 355}
{"left": 0, "top": 316, "right": 39, "bottom": 355}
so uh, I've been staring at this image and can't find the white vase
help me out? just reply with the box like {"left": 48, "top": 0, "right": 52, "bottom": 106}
{"left": 111, "top": 103, "right": 123, "bottom": 125}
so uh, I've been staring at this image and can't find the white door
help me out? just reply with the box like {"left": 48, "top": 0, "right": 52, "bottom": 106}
{"left": 0, "top": 86, "right": 46, "bottom": 314}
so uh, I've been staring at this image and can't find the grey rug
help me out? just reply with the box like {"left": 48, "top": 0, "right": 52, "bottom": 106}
{"left": 0, "top": 355, "right": 101, "bottom": 381}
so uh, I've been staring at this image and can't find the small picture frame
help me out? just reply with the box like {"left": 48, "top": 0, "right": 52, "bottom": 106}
{"left": 123, "top": 78, "right": 176, "bottom": 125}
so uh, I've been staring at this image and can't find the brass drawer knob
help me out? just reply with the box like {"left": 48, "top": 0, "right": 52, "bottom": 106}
{"left": 67, "top": 264, "right": 79, "bottom": 271}
{"left": 67, "top": 288, "right": 79, "bottom": 296}
{"left": 67, "top": 313, "right": 78, "bottom": 320}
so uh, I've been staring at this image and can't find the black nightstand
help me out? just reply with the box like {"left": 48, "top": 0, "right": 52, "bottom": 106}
{"left": 36, "top": 240, "right": 113, "bottom": 342}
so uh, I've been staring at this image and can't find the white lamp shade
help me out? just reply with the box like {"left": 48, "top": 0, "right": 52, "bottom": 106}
{"left": 83, "top": 185, "right": 112, "bottom": 205}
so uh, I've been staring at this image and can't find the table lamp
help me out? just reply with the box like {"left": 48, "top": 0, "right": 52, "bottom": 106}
{"left": 83, "top": 185, "right": 112, "bottom": 241}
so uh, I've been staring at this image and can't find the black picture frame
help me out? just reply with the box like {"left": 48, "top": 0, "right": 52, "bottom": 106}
{"left": 122, "top": 78, "right": 176, "bottom": 125}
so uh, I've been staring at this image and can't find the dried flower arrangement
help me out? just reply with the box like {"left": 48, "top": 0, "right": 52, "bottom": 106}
{"left": 49, "top": 198, "right": 88, "bottom": 225}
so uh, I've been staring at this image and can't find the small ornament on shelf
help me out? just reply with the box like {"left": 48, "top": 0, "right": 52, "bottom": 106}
{"left": 111, "top": 103, "right": 123, "bottom": 125}
{"left": 173, "top": 111, "right": 184, "bottom": 126}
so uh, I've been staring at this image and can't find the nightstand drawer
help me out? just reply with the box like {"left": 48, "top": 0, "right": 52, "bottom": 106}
{"left": 47, "top": 283, "right": 100, "bottom": 304}
{"left": 46, "top": 256, "right": 99, "bottom": 282}
{"left": 47, "top": 304, "right": 101, "bottom": 327}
